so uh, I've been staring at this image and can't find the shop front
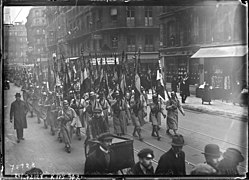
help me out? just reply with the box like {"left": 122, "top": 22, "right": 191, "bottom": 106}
{"left": 191, "top": 45, "right": 248, "bottom": 100}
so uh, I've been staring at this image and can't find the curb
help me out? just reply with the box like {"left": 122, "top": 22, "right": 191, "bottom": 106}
{"left": 182, "top": 104, "right": 248, "bottom": 122}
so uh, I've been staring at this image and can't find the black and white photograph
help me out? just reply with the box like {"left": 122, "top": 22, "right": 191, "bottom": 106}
{"left": 1, "top": 0, "right": 248, "bottom": 178}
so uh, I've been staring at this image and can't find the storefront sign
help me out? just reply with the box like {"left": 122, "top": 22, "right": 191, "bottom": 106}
{"left": 91, "top": 57, "right": 119, "bottom": 65}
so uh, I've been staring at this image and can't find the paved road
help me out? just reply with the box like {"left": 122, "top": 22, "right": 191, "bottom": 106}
{"left": 4, "top": 83, "right": 247, "bottom": 175}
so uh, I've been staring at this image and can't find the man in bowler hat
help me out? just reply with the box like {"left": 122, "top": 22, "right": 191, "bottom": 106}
{"left": 191, "top": 144, "right": 221, "bottom": 175}
{"left": 217, "top": 148, "right": 244, "bottom": 175}
{"left": 10, "top": 93, "right": 28, "bottom": 143}
{"left": 155, "top": 134, "right": 186, "bottom": 175}
{"left": 84, "top": 133, "right": 114, "bottom": 175}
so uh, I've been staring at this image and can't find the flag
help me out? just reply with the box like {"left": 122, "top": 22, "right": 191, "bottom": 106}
{"left": 134, "top": 51, "right": 141, "bottom": 100}
{"left": 156, "top": 59, "right": 166, "bottom": 100}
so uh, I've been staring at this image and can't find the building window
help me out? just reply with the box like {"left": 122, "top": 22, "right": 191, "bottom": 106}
{"left": 145, "top": 35, "right": 154, "bottom": 52}
{"left": 37, "top": 29, "right": 40, "bottom": 34}
{"left": 126, "top": 7, "right": 135, "bottom": 27}
{"left": 145, "top": 7, "right": 153, "bottom": 26}
{"left": 112, "top": 34, "right": 118, "bottom": 49}
{"left": 110, "top": 8, "right": 118, "bottom": 22}
{"left": 36, "top": 19, "right": 39, "bottom": 25}
{"left": 97, "top": 9, "right": 102, "bottom": 29}
{"left": 192, "top": 16, "right": 199, "bottom": 43}
{"left": 168, "top": 21, "right": 176, "bottom": 47}
{"left": 127, "top": 35, "right": 136, "bottom": 52}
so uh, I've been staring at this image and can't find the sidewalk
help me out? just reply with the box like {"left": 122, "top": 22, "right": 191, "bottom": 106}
{"left": 176, "top": 93, "right": 248, "bottom": 121}
{"left": 147, "top": 91, "right": 248, "bottom": 121}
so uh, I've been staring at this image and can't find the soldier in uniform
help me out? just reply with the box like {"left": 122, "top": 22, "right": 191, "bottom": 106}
{"left": 32, "top": 86, "right": 41, "bottom": 123}
{"left": 70, "top": 92, "right": 83, "bottom": 140}
{"left": 37, "top": 92, "right": 48, "bottom": 128}
{"left": 99, "top": 91, "right": 111, "bottom": 129}
{"left": 149, "top": 94, "right": 166, "bottom": 141}
{"left": 57, "top": 100, "right": 78, "bottom": 153}
{"left": 86, "top": 92, "right": 107, "bottom": 139}
{"left": 130, "top": 93, "right": 143, "bottom": 141}
{"left": 111, "top": 91, "right": 129, "bottom": 136}
{"left": 44, "top": 91, "right": 56, "bottom": 135}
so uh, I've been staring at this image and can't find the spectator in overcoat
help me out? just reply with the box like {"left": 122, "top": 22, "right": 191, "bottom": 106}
{"left": 10, "top": 93, "right": 28, "bottom": 143}
{"left": 217, "top": 148, "right": 244, "bottom": 175}
{"left": 155, "top": 134, "right": 186, "bottom": 175}
{"left": 191, "top": 144, "right": 221, "bottom": 175}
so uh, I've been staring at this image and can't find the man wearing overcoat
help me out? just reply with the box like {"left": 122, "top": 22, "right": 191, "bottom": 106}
{"left": 10, "top": 93, "right": 28, "bottom": 143}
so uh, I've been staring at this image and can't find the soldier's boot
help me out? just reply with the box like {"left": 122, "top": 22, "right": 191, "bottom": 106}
{"left": 30, "top": 111, "right": 33, "bottom": 117}
{"left": 151, "top": 125, "right": 156, "bottom": 137}
{"left": 44, "top": 120, "right": 48, "bottom": 129}
{"left": 65, "top": 144, "right": 71, "bottom": 153}
{"left": 76, "top": 128, "right": 81, "bottom": 140}
{"left": 51, "top": 127, "right": 55, "bottom": 136}
{"left": 37, "top": 117, "right": 41, "bottom": 124}
{"left": 155, "top": 126, "right": 161, "bottom": 141}
{"left": 137, "top": 128, "right": 143, "bottom": 141}
{"left": 132, "top": 127, "right": 138, "bottom": 137}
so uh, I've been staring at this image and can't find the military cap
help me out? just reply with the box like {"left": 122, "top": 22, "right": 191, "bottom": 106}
{"left": 63, "top": 100, "right": 69, "bottom": 106}
{"left": 138, "top": 148, "right": 154, "bottom": 159}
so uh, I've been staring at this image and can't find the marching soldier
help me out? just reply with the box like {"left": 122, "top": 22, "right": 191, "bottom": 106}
{"left": 149, "top": 94, "right": 166, "bottom": 141}
{"left": 111, "top": 91, "right": 129, "bottom": 136}
{"left": 57, "top": 100, "right": 77, "bottom": 153}
{"left": 99, "top": 91, "right": 111, "bottom": 129}
{"left": 130, "top": 93, "right": 143, "bottom": 141}
{"left": 44, "top": 91, "right": 56, "bottom": 135}
{"left": 70, "top": 91, "right": 83, "bottom": 140}
{"left": 86, "top": 92, "right": 107, "bottom": 139}
{"left": 37, "top": 92, "right": 48, "bottom": 128}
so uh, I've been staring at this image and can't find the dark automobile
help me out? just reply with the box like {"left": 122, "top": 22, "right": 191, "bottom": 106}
{"left": 4, "top": 79, "right": 10, "bottom": 90}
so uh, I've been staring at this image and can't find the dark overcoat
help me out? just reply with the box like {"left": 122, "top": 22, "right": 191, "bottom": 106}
{"left": 10, "top": 100, "right": 28, "bottom": 130}
{"left": 155, "top": 148, "right": 186, "bottom": 175}
{"left": 84, "top": 146, "right": 111, "bottom": 175}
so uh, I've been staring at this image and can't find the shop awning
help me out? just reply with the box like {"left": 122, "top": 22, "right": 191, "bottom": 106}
{"left": 191, "top": 45, "right": 248, "bottom": 58}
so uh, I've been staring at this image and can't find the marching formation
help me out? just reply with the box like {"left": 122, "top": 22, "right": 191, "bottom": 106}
{"left": 8, "top": 62, "right": 245, "bottom": 176}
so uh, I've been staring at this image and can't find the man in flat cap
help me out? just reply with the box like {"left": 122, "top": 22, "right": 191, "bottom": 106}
{"left": 217, "top": 148, "right": 244, "bottom": 175}
{"left": 10, "top": 93, "right": 28, "bottom": 143}
{"left": 191, "top": 144, "right": 221, "bottom": 175}
{"left": 129, "top": 148, "right": 155, "bottom": 175}
{"left": 155, "top": 134, "right": 186, "bottom": 175}
{"left": 84, "top": 133, "right": 114, "bottom": 175}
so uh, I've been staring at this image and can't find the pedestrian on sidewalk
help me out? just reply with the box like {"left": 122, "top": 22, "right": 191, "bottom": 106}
{"left": 155, "top": 134, "right": 186, "bottom": 175}
{"left": 166, "top": 92, "right": 185, "bottom": 136}
{"left": 10, "top": 93, "right": 28, "bottom": 143}
{"left": 179, "top": 73, "right": 190, "bottom": 103}
{"left": 171, "top": 75, "right": 178, "bottom": 93}
{"left": 217, "top": 148, "right": 244, "bottom": 175}
{"left": 129, "top": 148, "right": 155, "bottom": 175}
{"left": 190, "top": 144, "right": 221, "bottom": 175}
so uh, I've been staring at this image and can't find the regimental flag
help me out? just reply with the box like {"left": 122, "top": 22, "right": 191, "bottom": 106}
{"left": 134, "top": 51, "right": 141, "bottom": 100}
{"left": 119, "top": 51, "right": 127, "bottom": 97}
{"left": 63, "top": 60, "right": 71, "bottom": 96}
{"left": 156, "top": 59, "right": 166, "bottom": 100}
{"left": 47, "top": 61, "right": 53, "bottom": 91}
